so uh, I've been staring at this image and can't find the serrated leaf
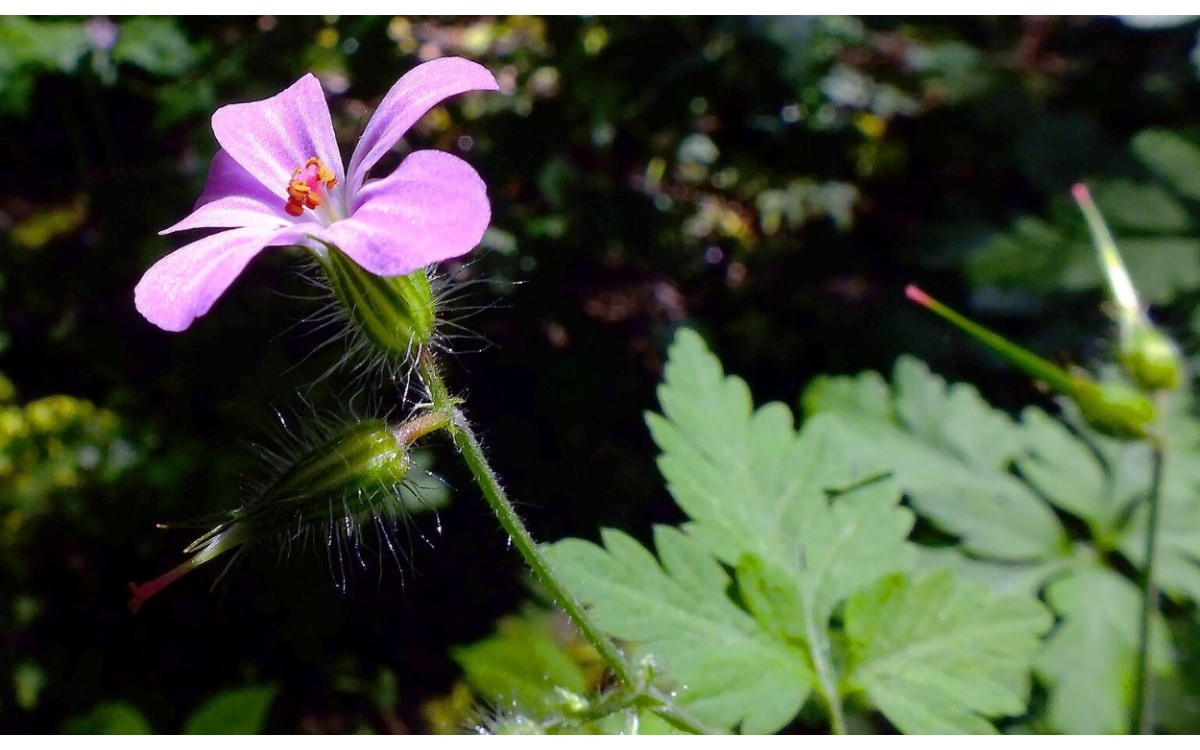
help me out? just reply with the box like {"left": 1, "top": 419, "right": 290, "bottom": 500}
{"left": 182, "top": 684, "right": 277, "bottom": 734}
{"left": 1037, "top": 565, "right": 1171, "bottom": 734}
{"left": 845, "top": 570, "right": 1051, "bottom": 734}
{"left": 1132, "top": 128, "right": 1200, "bottom": 202}
{"left": 1022, "top": 405, "right": 1200, "bottom": 604}
{"left": 805, "top": 356, "right": 1065, "bottom": 561}
{"left": 649, "top": 329, "right": 915, "bottom": 623}
{"left": 545, "top": 527, "right": 812, "bottom": 733}
{"left": 1017, "top": 407, "right": 1116, "bottom": 531}
{"left": 916, "top": 546, "right": 1069, "bottom": 598}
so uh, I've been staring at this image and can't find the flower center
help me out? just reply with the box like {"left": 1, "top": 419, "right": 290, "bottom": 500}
{"left": 284, "top": 157, "right": 339, "bottom": 217}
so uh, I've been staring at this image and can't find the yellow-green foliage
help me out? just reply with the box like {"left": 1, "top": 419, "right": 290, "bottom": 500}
{"left": 0, "top": 376, "right": 134, "bottom": 546}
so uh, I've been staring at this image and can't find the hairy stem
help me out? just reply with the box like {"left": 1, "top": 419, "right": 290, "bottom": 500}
{"left": 1131, "top": 439, "right": 1166, "bottom": 735}
{"left": 416, "top": 350, "right": 716, "bottom": 735}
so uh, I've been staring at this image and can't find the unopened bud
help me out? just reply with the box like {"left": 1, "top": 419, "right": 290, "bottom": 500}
{"left": 129, "top": 416, "right": 443, "bottom": 613}
{"left": 1070, "top": 376, "right": 1157, "bottom": 440}
{"left": 906, "top": 285, "right": 1158, "bottom": 440}
{"left": 1073, "top": 182, "right": 1185, "bottom": 392}
{"left": 1120, "top": 322, "right": 1184, "bottom": 392}
{"left": 318, "top": 245, "right": 438, "bottom": 363}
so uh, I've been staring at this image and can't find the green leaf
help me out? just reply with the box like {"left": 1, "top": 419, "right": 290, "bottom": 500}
{"left": 452, "top": 613, "right": 590, "bottom": 719}
{"left": 915, "top": 547, "right": 1068, "bottom": 598}
{"left": 1021, "top": 403, "right": 1200, "bottom": 604}
{"left": 182, "top": 684, "right": 277, "bottom": 734}
{"left": 1060, "top": 237, "right": 1200, "bottom": 305}
{"left": 62, "top": 701, "right": 153, "bottom": 734}
{"left": 1037, "top": 565, "right": 1170, "bottom": 734}
{"left": 1090, "top": 179, "right": 1192, "bottom": 233}
{"left": 965, "top": 216, "right": 1071, "bottom": 292}
{"left": 1117, "top": 422, "right": 1200, "bottom": 602}
{"left": 805, "top": 356, "right": 1065, "bottom": 561}
{"left": 546, "top": 527, "right": 813, "bottom": 733}
{"left": 1017, "top": 407, "right": 1116, "bottom": 532}
{"left": 807, "top": 357, "right": 1193, "bottom": 734}
{"left": 548, "top": 332, "right": 1049, "bottom": 734}
{"left": 845, "top": 570, "right": 1051, "bottom": 734}
{"left": 647, "top": 329, "right": 915, "bottom": 618}
{"left": 1132, "top": 128, "right": 1200, "bottom": 202}
{"left": 112, "top": 18, "right": 196, "bottom": 77}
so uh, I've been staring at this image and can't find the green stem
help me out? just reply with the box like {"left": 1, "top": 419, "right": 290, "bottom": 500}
{"left": 804, "top": 603, "right": 847, "bottom": 734}
{"left": 1131, "top": 439, "right": 1166, "bottom": 734}
{"left": 416, "top": 350, "right": 716, "bottom": 735}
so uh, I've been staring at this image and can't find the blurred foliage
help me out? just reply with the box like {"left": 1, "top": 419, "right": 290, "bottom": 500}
{"left": 422, "top": 605, "right": 608, "bottom": 734}
{"left": 4, "top": 14, "right": 1200, "bottom": 734}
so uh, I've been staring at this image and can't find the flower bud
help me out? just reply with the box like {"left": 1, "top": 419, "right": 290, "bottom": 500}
{"left": 1072, "top": 183, "right": 1186, "bottom": 393}
{"left": 906, "top": 285, "right": 1158, "bottom": 440}
{"left": 130, "top": 417, "right": 432, "bottom": 613}
{"left": 317, "top": 246, "right": 438, "bottom": 363}
{"left": 1120, "top": 322, "right": 1184, "bottom": 393}
{"left": 1069, "top": 376, "right": 1157, "bottom": 440}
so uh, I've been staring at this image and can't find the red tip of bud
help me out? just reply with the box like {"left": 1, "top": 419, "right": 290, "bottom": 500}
{"left": 128, "top": 582, "right": 149, "bottom": 614}
{"left": 1071, "top": 182, "right": 1091, "bottom": 205}
{"left": 905, "top": 284, "right": 933, "bottom": 307}
{"left": 127, "top": 559, "right": 197, "bottom": 614}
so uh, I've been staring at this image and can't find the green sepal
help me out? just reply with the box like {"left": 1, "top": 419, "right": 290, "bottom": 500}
{"left": 1120, "top": 323, "right": 1184, "bottom": 393}
{"left": 317, "top": 245, "right": 437, "bottom": 361}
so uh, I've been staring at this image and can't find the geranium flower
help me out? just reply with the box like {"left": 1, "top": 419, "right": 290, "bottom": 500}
{"left": 135, "top": 57, "right": 497, "bottom": 332}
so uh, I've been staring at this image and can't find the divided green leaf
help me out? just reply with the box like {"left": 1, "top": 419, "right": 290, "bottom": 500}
{"left": 807, "top": 356, "right": 1191, "bottom": 733}
{"left": 548, "top": 330, "right": 1049, "bottom": 734}
{"left": 548, "top": 526, "right": 813, "bottom": 733}
{"left": 845, "top": 570, "right": 1050, "bottom": 734}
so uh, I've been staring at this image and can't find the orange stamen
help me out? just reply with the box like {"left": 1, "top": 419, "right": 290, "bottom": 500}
{"left": 283, "top": 156, "right": 338, "bottom": 217}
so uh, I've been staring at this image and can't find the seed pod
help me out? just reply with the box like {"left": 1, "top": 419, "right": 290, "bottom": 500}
{"left": 317, "top": 245, "right": 438, "bottom": 364}
{"left": 1073, "top": 183, "right": 1185, "bottom": 392}
{"left": 129, "top": 416, "right": 440, "bottom": 613}
{"left": 906, "top": 285, "right": 1156, "bottom": 440}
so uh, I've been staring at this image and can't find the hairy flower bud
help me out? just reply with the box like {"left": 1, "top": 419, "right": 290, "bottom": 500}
{"left": 129, "top": 415, "right": 447, "bottom": 613}
{"left": 317, "top": 245, "right": 438, "bottom": 364}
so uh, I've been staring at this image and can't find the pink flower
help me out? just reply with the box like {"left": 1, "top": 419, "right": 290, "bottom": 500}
{"left": 135, "top": 57, "right": 498, "bottom": 332}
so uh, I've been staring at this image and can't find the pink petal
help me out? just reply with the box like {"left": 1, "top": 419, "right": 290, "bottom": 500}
{"left": 160, "top": 194, "right": 293, "bottom": 235}
{"left": 135, "top": 225, "right": 310, "bottom": 332}
{"left": 318, "top": 150, "right": 490, "bottom": 277}
{"left": 210, "top": 74, "right": 344, "bottom": 199}
{"left": 196, "top": 150, "right": 284, "bottom": 208}
{"left": 345, "top": 57, "right": 497, "bottom": 203}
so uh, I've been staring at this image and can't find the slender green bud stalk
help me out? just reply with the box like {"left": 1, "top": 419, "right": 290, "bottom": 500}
{"left": 1072, "top": 183, "right": 1184, "bottom": 392}
{"left": 316, "top": 245, "right": 438, "bottom": 362}
{"left": 130, "top": 413, "right": 450, "bottom": 613}
{"left": 905, "top": 285, "right": 1156, "bottom": 439}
